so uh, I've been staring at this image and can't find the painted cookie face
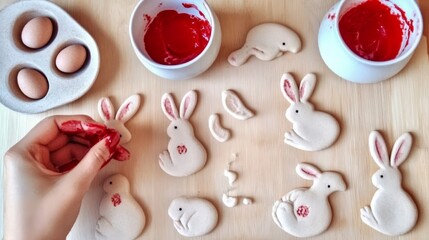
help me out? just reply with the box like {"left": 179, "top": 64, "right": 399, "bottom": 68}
{"left": 168, "top": 197, "right": 218, "bottom": 237}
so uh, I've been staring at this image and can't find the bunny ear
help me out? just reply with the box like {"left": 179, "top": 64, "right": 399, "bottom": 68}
{"left": 115, "top": 94, "right": 141, "bottom": 123}
{"left": 98, "top": 97, "right": 115, "bottom": 122}
{"left": 299, "top": 73, "right": 316, "bottom": 102}
{"left": 180, "top": 90, "right": 197, "bottom": 119}
{"left": 280, "top": 73, "right": 299, "bottom": 104}
{"left": 296, "top": 163, "right": 321, "bottom": 180}
{"left": 369, "top": 131, "right": 389, "bottom": 169}
{"left": 161, "top": 93, "right": 179, "bottom": 121}
{"left": 390, "top": 132, "right": 413, "bottom": 168}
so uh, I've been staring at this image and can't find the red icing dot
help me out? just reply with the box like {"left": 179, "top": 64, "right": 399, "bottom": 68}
{"left": 177, "top": 145, "right": 187, "bottom": 154}
{"left": 111, "top": 193, "right": 122, "bottom": 207}
{"left": 296, "top": 205, "right": 309, "bottom": 218}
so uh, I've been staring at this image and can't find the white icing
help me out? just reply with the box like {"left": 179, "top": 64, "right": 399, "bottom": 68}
{"left": 208, "top": 113, "right": 231, "bottom": 142}
{"left": 95, "top": 174, "right": 146, "bottom": 240}
{"left": 228, "top": 23, "right": 301, "bottom": 66}
{"left": 361, "top": 131, "right": 418, "bottom": 236}
{"left": 159, "top": 91, "right": 207, "bottom": 177}
{"left": 272, "top": 163, "right": 346, "bottom": 238}
{"left": 222, "top": 193, "right": 238, "bottom": 208}
{"left": 223, "top": 169, "right": 238, "bottom": 186}
{"left": 222, "top": 90, "right": 254, "bottom": 120}
{"left": 98, "top": 94, "right": 141, "bottom": 144}
{"left": 168, "top": 197, "right": 218, "bottom": 237}
{"left": 280, "top": 73, "right": 340, "bottom": 151}
{"left": 242, "top": 197, "right": 253, "bottom": 205}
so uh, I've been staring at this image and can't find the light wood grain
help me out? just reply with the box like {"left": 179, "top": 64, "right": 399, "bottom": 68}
{"left": 1, "top": 0, "right": 429, "bottom": 239}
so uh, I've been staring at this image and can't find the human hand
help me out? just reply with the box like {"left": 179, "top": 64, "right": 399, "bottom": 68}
{"left": 3, "top": 115, "right": 129, "bottom": 240}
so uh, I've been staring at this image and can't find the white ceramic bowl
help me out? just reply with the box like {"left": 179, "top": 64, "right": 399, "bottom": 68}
{"left": 318, "top": 0, "right": 423, "bottom": 84}
{"left": 129, "top": 0, "right": 221, "bottom": 80}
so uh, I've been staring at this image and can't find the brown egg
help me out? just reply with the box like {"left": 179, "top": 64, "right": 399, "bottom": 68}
{"left": 17, "top": 68, "right": 49, "bottom": 99}
{"left": 21, "top": 17, "right": 53, "bottom": 49}
{"left": 55, "top": 44, "right": 87, "bottom": 73}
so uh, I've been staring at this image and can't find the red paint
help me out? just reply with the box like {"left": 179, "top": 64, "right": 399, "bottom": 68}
{"left": 182, "top": 3, "right": 206, "bottom": 18}
{"left": 118, "top": 102, "right": 131, "bottom": 120}
{"left": 297, "top": 205, "right": 309, "bottom": 217}
{"left": 144, "top": 9, "right": 211, "bottom": 65}
{"left": 111, "top": 193, "right": 122, "bottom": 207}
{"left": 339, "top": 0, "right": 407, "bottom": 61}
{"left": 59, "top": 120, "right": 130, "bottom": 172}
{"left": 177, "top": 145, "right": 187, "bottom": 154}
{"left": 101, "top": 100, "right": 111, "bottom": 120}
{"left": 327, "top": 13, "right": 335, "bottom": 20}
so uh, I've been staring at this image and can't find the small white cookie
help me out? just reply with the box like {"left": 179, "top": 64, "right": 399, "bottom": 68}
{"left": 209, "top": 113, "right": 231, "bottom": 142}
{"left": 168, "top": 197, "right": 218, "bottom": 237}
{"left": 98, "top": 94, "right": 141, "bottom": 144}
{"left": 95, "top": 174, "right": 146, "bottom": 240}
{"left": 159, "top": 91, "right": 207, "bottom": 177}
{"left": 228, "top": 23, "right": 301, "bottom": 66}
{"left": 360, "top": 131, "right": 418, "bottom": 236}
{"left": 272, "top": 163, "right": 346, "bottom": 238}
{"left": 280, "top": 73, "right": 340, "bottom": 151}
{"left": 222, "top": 90, "right": 254, "bottom": 120}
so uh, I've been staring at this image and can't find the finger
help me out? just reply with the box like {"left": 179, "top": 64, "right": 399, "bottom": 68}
{"left": 47, "top": 134, "right": 70, "bottom": 152}
{"left": 20, "top": 115, "right": 94, "bottom": 147}
{"left": 61, "top": 131, "right": 121, "bottom": 191}
{"left": 50, "top": 143, "right": 89, "bottom": 168}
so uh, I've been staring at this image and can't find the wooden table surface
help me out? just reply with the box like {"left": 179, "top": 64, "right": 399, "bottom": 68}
{"left": 1, "top": 0, "right": 429, "bottom": 239}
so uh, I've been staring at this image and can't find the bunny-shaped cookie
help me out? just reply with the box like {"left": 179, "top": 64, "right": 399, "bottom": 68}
{"left": 272, "top": 163, "right": 346, "bottom": 238}
{"left": 159, "top": 90, "right": 207, "bottom": 177}
{"left": 98, "top": 94, "right": 141, "bottom": 144}
{"left": 280, "top": 73, "right": 340, "bottom": 151}
{"left": 360, "top": 131, "right": 418, "bottom": 236}
{"left": 95, "top": 174, "right": 146, "bottom": 240}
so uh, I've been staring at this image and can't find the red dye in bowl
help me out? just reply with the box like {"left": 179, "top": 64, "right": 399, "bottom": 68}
{"left": 339, "top": 0, "right": 407, "bottom": 61}
{"left": 144, "top": 10, "right": 212, "bottom": 65}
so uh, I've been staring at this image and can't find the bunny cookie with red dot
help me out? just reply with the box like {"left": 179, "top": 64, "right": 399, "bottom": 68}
{"left": 159, "top": 90, "right": 207, "bottom": 177}
{"left": 272, "top": 163, "right": 346, "bottom": 237}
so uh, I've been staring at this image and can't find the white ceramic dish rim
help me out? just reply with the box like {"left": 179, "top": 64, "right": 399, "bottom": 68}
{"left": 129, "top": 0, "right": 217, "bottom": 70}
{"left": 333, "top": 0, "right": 423, "bottom": 67}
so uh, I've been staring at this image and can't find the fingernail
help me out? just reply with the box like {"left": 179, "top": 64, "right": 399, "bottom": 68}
{"left": 60, "top": 120, "right": 84, "bottom": 133}
{"left": 82, "top": 121, "right": 106, "bottom": 135}
{"left": 105, "top": 130, "right": 121, "bottom": 156}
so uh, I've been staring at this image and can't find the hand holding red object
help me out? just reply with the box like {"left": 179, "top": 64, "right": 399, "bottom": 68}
{"left": 3, "top": 115, "right": 129, "bottom": 240}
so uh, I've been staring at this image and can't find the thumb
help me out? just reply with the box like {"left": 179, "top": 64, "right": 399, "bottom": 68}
{"left": 61, "top": 131, "right": 121, "bottom": 192}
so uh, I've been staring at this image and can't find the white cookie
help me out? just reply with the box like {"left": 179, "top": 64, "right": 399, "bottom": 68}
{"left": 168, "top": 197, "right": 218, "bottom": 237}
{"left": 228, "top": 23, "right": 301, "bottom": 66}
{"left": 98, "top": 94, "right": 141, "bottom": 144}
{"left": 159, "top": 91, "right": 207, "bottom": 177}
{"left": 360, "top": 131, "right": 418, "bottom": 236}
{"left": 280, "top": 73, "right": 340, "bottom": 151}
{"left": 272, "top": 163, "right": 346, "bottom": 237}
{"left": 222, "top": 90, "right": 254, "bottom": 120}
{"left": 95, "top": 174, "right": 146, "bottom": 240}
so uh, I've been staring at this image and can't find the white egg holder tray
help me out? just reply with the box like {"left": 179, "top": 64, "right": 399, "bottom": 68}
{"left": 0, "top": 0, "right": 100, "bottom": 114}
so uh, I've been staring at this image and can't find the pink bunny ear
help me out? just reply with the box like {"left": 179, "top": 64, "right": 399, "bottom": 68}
{"left": 116, "top": 94, "right": 141, "bottom": 123}
{"left": 369, "top": 131, "right": 389, "bottom": 169}
{"left": 280, "top": 73, "right": 299, "bottom": 104}
{"left": 299, "top": 73, "right": 316, "bottom": 102}
{"left": 390, "top": 132, "right": 413, "bottom": 168}
{"left": 98, "top": 97, "right": 115, "bottom": 122}
{"left": 180, "top": 90, "right": 197, "bottom": 119}
{"left": 296, "top": 163, "right": 321, "bottom": 180}
{"left": 161, "top": 93, "right": 178, "bottom": 121}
